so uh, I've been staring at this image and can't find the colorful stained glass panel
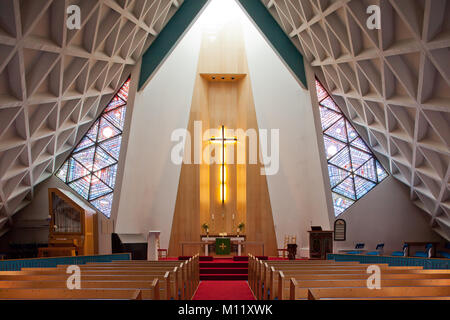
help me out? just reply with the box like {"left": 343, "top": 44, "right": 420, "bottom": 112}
{"left": 329, "top": 147, "right": 352, "bottom": 171}
{"left": 324, "top": 136, "right": 346, "bottom": 159}
{"left": 320, "top": 96, "right": 341, "bottom": 112}
{"left": 316, "top": 80, "right": 328, "bottom": 102}
{"left": 104, "top": 106, "right": 126, "bottom": 130}
{"left": 68, "top": 175, "right": 91, "bottom": 200}
{"left": 72, "top": 146, "right": 96, "bottom": 171}
{"left": 56, "top": 161, "right": 68, "bottom": 182}
{"left": 324, "top": 118, "right": 347, "bottom": 143}
{"left": 104, "top": 96, "right": 126, "bottom": 113}
{"left": 355, "top": 159, "right": 377, "bottom": 182}
{"left": 97, "top": 118, "right": 121, "bottom": 142}
{"left": 350, "top": 147, "right": 371, "bottom": 171}
{"left": 351, "top": 136, "right": 371, "bottom": 152}
{"left": 117, "top": 79, "right": 130, "bottom": 101}
{"left": 94, "top": 164, "right": 118, "bottom": 189}
{"left": 74, "top": 136, "right": 95, "bottom": 153}
{"left": 354, "top": 176, "right": 377, "bottom": 199}
{"left": 376, "top": 161, "right": 388, "bottom": 181}
{"left": 346, "top": 121, "right": 358, "bottom": 142}
{"left": 328, "top": 165, "right": 350, "bottom": 188}
{"left": 333, "top": 175, "right": 356, "bottom": 200}
{"left": 93, "top": 147, "right": 116, "bottom": 171}
{"left": 332, "top": 192, "right": 354, "bottom": 216}
{"left": 55, "top": 78, "right": 130, "bottom": 218}
{"left": 89, "top": 175, "right": 113, "bottom": 200}
{"left": 86, "top": 120, "right": 100, "bottom": 142}
{"left": 91, "top": 193, "right": 113, "bottom": 218}
{"left": 100, "top": 136, "right": 122, "bottom": 160}
{"left": 315, "top": 79, "right": 389, "bottom": 216}
{"left": 319, "top": 107, "right": 341, "bottom": 131}
{"left": 67, "top": 158, "right": 90, "bottom": 182}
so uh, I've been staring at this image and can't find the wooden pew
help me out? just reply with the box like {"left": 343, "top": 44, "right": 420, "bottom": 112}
{"left": 288, "top": 277, "right": 450, "bottom": 300}
{"left": 17, "top": 266, "right": 179, "bottom": 300}
{"left": 0, "top": 279, "right": 163, "bottom": 300}
{"left": 275, "top": 268, "right": 450, "bottom": 300}
{"left": 0, "top": 288, "right": 147, "bottom": 300}
{"left": 248, "top": 255, "right": 362, "bottom": 294}
{"left": 304, "top": 285, "right": 450, "bottom": 300}
{"left": 20, "top": 255, "right": 200, "bottom": 300}
{"left": 257, "top": 262, "right": 397, "bottom": 300}
{"left": 83, "top": 254, "right": 200, "bottom": 298}
{"left": 263, "top": 264, "right": 426, "bottom": 300}
{"left": 0, "top": 254, "right": 200, "bottom": 301}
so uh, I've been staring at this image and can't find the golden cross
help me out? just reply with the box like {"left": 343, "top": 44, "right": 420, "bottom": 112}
{"left": 219, "top": 243, "right": 227, "bottom": 250}
{"left": 209, "top": 125, "right": 237, "bottom": 204}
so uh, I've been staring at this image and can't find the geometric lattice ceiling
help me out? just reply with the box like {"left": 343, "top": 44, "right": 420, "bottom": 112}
{"left": 263, "top": 0, "right": 450, "bottom": 240}
{"left": 0, "top": 0, "right": 183, "bottom": 236}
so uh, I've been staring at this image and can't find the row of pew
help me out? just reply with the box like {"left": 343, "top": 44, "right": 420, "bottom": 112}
{"left": 248, "top": 254, "right": 450, "bottom": 300}
{"left": 0, "top": 254, "right": 199, "bottom": 300}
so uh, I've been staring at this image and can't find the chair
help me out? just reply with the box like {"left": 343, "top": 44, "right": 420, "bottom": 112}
{"left": 367, "top": 243, "right": 384, "bottom": 255}
{"left": 346, "top": 243, "right": 365, "bottom": 254}
{"left": 158, "top": 249, "right": 168, "bottom": 259}
{"left": 278, "top": 235, "right": 294, "bottom": 258}
{"left": 414, "top": 243, "right": 433, "bottom": 258}
{"left": 392, "top": 243, "right": 408, "bottom": 256}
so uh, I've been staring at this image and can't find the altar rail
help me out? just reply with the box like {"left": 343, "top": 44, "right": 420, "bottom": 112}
{"left": 327, "top": 254, "right": 450, "bottom": 270}
{"left": 0, "top": 253, "right": 131, "bottom": 271}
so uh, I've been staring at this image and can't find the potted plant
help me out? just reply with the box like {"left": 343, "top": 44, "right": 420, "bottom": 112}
{"left": 237, "top": 222, "right": 245, "bottom": 236}
{"left": 202, "top": 223, "right": 209, "bottom": 236}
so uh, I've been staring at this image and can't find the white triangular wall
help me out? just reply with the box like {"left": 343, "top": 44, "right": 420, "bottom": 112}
{"left": 114, "top": 18, "right": 203, "bottom": 249}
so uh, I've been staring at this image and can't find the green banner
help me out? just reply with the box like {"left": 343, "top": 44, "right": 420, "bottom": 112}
{"left": 216, "top": 238, "right": 231, "bottom": 255}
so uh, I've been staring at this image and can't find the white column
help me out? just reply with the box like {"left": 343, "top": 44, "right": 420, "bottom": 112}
{"left": 147, "top": 231, "right": 161, "bottom": 261}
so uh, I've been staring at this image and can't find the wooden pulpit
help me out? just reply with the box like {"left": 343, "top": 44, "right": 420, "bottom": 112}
{"left": 308, "top": 229, "right": 333, "bottom": 260}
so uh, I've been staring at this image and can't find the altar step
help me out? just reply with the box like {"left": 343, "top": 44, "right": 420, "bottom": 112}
{"left": 201, "top": 267, "right": 248, "bottom": 274}
{"left": 200, "top": 259, "right": 248, "bottom": 281}
{"left": 200, "top": 261, "right": 248, "bottom": 268}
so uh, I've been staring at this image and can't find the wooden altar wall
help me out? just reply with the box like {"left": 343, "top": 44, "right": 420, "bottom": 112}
{"left": 168, "top": 18, "right": 277, "bottom": 256}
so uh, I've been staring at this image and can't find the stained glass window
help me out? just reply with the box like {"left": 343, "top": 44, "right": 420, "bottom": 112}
{"left": 315, "top": 79, "right": 388, "bottom": 216}
{"left": 56, "top": 78, "right": 130, "bottom": 218}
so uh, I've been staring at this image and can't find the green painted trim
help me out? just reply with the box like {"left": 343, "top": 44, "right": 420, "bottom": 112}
{"left": 328, "top": 254, "right": 450, "bottom": 270}
{"left": 237, "top": 0, "right": 307, "bottom": 88}
{"left": 139, "top": 0, "right": 209, "bottom": 89}
{"left": 0, "top": 253, "right": 131, "bottom": 271}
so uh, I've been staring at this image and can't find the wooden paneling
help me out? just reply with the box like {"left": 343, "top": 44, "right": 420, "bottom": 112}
{"left": 169, "top": 16, "right": 277, "bottom": 256}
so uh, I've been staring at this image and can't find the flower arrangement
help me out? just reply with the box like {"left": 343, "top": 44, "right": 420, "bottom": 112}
{"left": 201, "top": 223, "right": 209, "bottom": 235}
{"left": 237, "top": 222, "right": 245, "bottom": 235}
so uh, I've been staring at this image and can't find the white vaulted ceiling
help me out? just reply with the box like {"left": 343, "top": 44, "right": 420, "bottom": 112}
{"left": 263, "top": 0, "right": 450, "bottom": 240}
{"left": 0, "top": 0, "right": 183, "bottom": 236}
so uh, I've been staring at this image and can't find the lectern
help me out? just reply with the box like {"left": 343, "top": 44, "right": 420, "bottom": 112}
{"left": 308, "top": 228, "right": 333, "bottom": 259}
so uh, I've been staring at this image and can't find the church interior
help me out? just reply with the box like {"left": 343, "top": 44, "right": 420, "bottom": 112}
{"left": 0, "top": 0, "right": 449, "bottom": 302}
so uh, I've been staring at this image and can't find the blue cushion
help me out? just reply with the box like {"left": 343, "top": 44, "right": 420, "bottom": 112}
{"left": 438, "top": 251, "right": 450, "bottom": 259}
{"left": 414, "top": 251, "right": 428, "bottom": 258}
{"left": 367, "top": 251, "right": 380, "bottom": 255}
{"left": 346, "top": 251, "right": 361, "bottom": 255}
{"left": 391, "top": 251, "right": 404, "bottom": 256}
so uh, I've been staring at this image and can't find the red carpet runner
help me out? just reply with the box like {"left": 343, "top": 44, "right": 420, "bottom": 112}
{"left": 200, "top": 258, "right": 248, "bottom": 280}
{"left": 193, "top": 281, "right": 255, "bottom": 300}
